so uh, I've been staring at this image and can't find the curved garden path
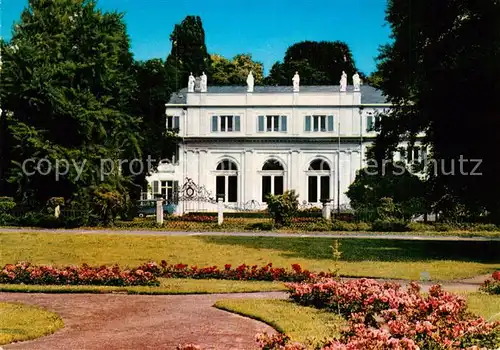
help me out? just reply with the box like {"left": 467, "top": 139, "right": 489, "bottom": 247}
{"left": 0, "top": 292, "right": 283, "bottom": 350}
{"left": 0, "top": 275, "right": 491, "bottom": 349}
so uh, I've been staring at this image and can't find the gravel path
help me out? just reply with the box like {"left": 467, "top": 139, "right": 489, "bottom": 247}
{"left": 0, "top": 274, "right": 491, "bottom": 349}
{"left": 1, "top": 227, "right": 499, "bottom": 241}
{"left": 0, "top": 292, "right": 285, "bottom": 350}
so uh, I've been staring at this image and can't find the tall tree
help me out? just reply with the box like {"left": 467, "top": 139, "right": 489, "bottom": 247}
{"left": 265, "top": 41, "right": 363, "bottom": 85}
{"left": 131, "top": 58, "right": 179, "bottom": 196}
{"left": 211, "top": 53, "right": 264, "bottom": 85}
{"left": 1, "top": 0, "right": 141, "bottom": 205}
{"left": 166, "top": 16, "right": 212, "bottom": 91}
{"left": 372, "top": 0, "right": 500, "bottom": 221}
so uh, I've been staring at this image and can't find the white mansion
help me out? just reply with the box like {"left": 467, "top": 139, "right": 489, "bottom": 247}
{"left": 146, "top": 72, "right": 399, "bottom": 214}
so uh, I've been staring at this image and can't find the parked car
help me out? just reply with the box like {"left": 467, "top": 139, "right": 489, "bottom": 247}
{"left": 136, "top": 199, "right": 176, "bottom": 218}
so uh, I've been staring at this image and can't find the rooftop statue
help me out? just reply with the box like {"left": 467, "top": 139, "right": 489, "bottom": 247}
{"left": 188, "top": 72, "right": 195, "bottom": 92}
{"left": 247, "top": 71, "right": 254, "bottom": 92}
{"left": 340, "top": 71, "right": 347, "bottom": 92}
{"left": 292, "top": 71, "right": 300, "bottom": 92}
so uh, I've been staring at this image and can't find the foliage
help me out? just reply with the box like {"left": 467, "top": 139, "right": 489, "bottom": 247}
{"left": 372, "top": 218, "right": 409, "bottom": 232}
{"left": 372, "top": 0, "right": 500, "bottom": 222}
{"left": 136, "top": 261, "right": 334, "bottom": 282}
{"left": 0, "top": 197, "right": 15, "bottom": 213}
{"left": 211, "top": 53, "right": 264, "bottom": 85}
{"left": 278, "top": 279, "right": 500, "bottom": 349}
{"left": 265, "top": 41, "right": 364, "bottom": 85}
{"left": 90, "top": 183, "right": 128, "bottom": 226}
{"left": 1, "top": 0, "right": 141, "bottom": 207}
{"left": 480, "top": 271, "right": 500, "bottom": 295}
{"left": 131, "top": 58, "right": 179, "bottom": 198}
{"left": 1, "top": 261, "right": 159, "bottom": 286}
{"left": 266, "top": 190, "right": 299, "bottom": 227}
{"left": 165, "top": 15, "right": 212, "bottom": 91}
{"left": 346, "top": 163, "right": 427, "bottom": 221}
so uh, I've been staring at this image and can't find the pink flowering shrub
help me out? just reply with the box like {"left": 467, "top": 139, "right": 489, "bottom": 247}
{"left": 137, "top": 261, "right": 333, "bottom": 282}
{"left": 0, "top": 262, "right": 159, "bottom": 286}
{"left": 479, "top": 271, "right": 500, "bottom": 295}
{"left": 258, "top": 279, "right": 500, "bottom": 349}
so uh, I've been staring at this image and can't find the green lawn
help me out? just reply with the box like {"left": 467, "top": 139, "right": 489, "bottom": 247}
{"left": 215, "top": 299, "right": 345, "bottom": 346}
{"left": 0, "top": 302, "right": 64, "bottom": 345}
{"left": 0, "top": 278, "right": 285, "bottom": 294}
{"left": 215, "top": 293, "right": 500, "bottom": 345}
{"left": 1, "top": 232, "right": 499, "bottom": 281}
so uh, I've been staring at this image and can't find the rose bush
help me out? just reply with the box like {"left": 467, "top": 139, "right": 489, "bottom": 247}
{"left": 137, "top": 261, "right": 333, "bottom": 282}
{"left": 0, "top": 262, "right": 159, "bottom": 286}
{"left": 258, "top": 279, "right": 500, "bottom": 349}
{"left": 479, "top": 271, "right": 500, "bottom": 295}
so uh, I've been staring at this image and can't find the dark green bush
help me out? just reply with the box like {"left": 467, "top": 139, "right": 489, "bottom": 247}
{"left": 266, "top": 190, "right": 299, "bottom": 227}
{"left": 0, "top": 213, "right": 16, "bottom": 226}
{"left": 433, "top": 223, "right": 454, "bottom": 232}
{"left": 305, "top": 220, "right": 333, "bottom": 232}
{"left": 372, "top": 218, "right": 409, "bottom": 232}
{"left": 470, "top": 223, "right": 499, "bottom": 232}
{"left": 0, "top": 197, "right": 16, "bottom": 213}
{"left": 244, "top": 222, "right": 274, "bottom": 231}
{"left": 407, "top": 222, "right": 435, "bottom": 232}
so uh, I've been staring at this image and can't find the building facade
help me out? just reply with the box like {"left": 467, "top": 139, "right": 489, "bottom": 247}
{"left": 146, "top": 82, "right": 394, "bottom": 214}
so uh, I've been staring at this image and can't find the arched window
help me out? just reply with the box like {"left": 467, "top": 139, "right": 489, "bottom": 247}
{"left": 261, "top": 159, "right": 285, "bottom": 202}
{"left": 307, "top": 159, "right": 331, "bottom": 203}
{"left": 215, "top": 160, "right": 238, "bottom": 202}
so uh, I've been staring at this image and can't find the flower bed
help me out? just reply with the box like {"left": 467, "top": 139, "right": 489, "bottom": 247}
{"left": 0, "top": 262, "right": 159, "bottom": 286}
{"left": 480, "top": 271, "right": 500, "bottom": 295}
{"left": 257, "top": 278, "right": 500, "bottom": 349}
{"left": 137, "top": 261, "right": 333, "bottom": 282}
{"left": 0, "top": 262, "right": 332, "bottom": 286}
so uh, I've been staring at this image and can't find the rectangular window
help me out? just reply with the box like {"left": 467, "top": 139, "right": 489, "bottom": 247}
{"left": 212, "top": 116, "right": 218, "bottom": 132}
{"left": 281, "top": 116, "right": 287, "bottom": 132}
{"left": 367, "top": 116, "right": 374, "bottom": 132}
{"left": 220, "top": 116, "right": 227, "bottom": 131}
{"left": 313, "top": 116, "right": 319, "bottom": 131}
{"left": 228, "top": 176, "right": 238, "bottom": 202}
{"left": 307, "top": 115, "right": 331, "bottom": 132}
{"left": 320, "top": 116, "right": 326, "bottom": 131}
{"left": 260, "top": 115, "right": 287, "bottom": 132}
{"left": 266, "top": 116, "right": 273, "bottom": 131}
{"left": 308, "top": 177, "right": 318, "bottom": 203}
{"left": 167, "top": 116, "right": 180, "bottom": 130}
{"left": 274, "top": 176, "right": 284, "bottom": 196}
{"left": 273, "top": 116, "right": 279, "bottom": 132}
{"left": 216, "top": 176, "right": 225, "bottom": 198}
{"left": 262, "top": 176, "right": 272, "bottom": 202}
{"left": 305, "top": 116, "right": 311, "bottom": 131}
{"left": 258, "top": 115, "right": 265, "bottom": 132}
{"left": 152, "top": 181, "right": 159, "bottom": 195}
{"left": 320, "top": 176, "right": 330, "bottom": 202}
{"left": 212, "top": 116, "right": 240, "bottom": 132}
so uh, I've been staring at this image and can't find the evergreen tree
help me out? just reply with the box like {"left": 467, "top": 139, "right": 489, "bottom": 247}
{"left": 373, "top": 0, "right": 500, "bottom": 221}
{"left": 1, "top": 0, "right": 141, "bottom": 206}
{"left": 265, "top": 41, "right": 363, "bottom": 85}
{"left": 166, "top": 16, "right": 212, "bottom": 91}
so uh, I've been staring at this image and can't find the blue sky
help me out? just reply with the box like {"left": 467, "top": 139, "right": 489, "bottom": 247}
{"left": 2, "top": 0, "right": 390, "bottom": 75}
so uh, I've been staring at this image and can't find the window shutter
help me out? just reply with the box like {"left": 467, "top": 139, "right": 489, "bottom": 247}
{"left": 152, "top": 181, "right": 159, "bottom": 194}
{"left": 258, "top": 115, "right": 264, "bottom": 132}
{"left": 281, "top": 116, "right": 287, "bottom": 132}
{"left": 367, "top": 116, "right": 374, "bottom": 132}
{"left": 327, "top": 115, "right": 334, "bottom": 131}
{"left": 305, "top": 115, "right": 311, "bottom": 131}
{"left": 174, "top": 116, "right": 180, "bottom": 130}
{"left": 212, "top": 116, "right": 218, "bottom": 132}
{"left": 235, "top": 116, "right": 241, "bottom": 131}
